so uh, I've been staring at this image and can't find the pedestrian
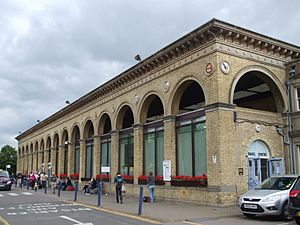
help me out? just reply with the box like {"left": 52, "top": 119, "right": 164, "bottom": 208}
{"left": 114, "top": 172, "right": 124, "bottom": 204}
{"left": 147, "top": 171, "right": 155, "bottom": 203}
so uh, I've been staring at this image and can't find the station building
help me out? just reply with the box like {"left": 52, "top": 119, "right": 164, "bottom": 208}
{"left": 16, "top": 19, "right": 300, "bottom": 205}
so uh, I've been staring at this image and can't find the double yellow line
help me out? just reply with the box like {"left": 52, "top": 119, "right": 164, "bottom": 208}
{"left": 0, "top": 215, "right": 10, "bottom": 225}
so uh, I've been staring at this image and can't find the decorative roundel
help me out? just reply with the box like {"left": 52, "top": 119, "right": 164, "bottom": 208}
{"left": 112, "top": 106, "right": 115, "bottom": 113}
{"left": 205, "top": 62, "right": 214, "bottom": 75}
{"left": 220, "top": 60, "right": 230, "bottom": 74}
{"left": 163, "top": 80, "right": 170, "bottom": 93}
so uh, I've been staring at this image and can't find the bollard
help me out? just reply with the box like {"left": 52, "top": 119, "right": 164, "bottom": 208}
{"left": 27, "top": 180, "right": 29, "bottom": 190}
{"left": 138, "top": 186, "right": 144, "bottom": 215}
{"left": 97, "top": 181, "right": 102, "bottom": 207}
{"left": 74, "top": 181, "right": 78, "bottom": 202}
{"left": 58, "top": 181, "right": 61, "bottom": 197}
{"left": 45, "top": 180, "right": 47, "bottom": 194}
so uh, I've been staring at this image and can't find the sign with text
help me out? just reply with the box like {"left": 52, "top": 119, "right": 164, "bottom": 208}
{"left": 163, "top": 160, "right": 171, "bottom": 181}
{"left": 101, "top": 166, "right": 110, "bottom": 173}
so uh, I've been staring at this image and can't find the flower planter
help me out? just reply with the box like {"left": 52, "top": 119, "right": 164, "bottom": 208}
{"left": 124, "top": 179, "right": 134, "bottom": 184}
{"left": 138, "top": 180, "right": 165, "bottom": 185}
{"left": 171, "top": 180, "right": 207, "bottom": 187}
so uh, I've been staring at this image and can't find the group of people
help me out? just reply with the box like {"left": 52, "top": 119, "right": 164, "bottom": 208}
{"left": 15, "top": 171, "right": 74, "bottom": 191}
{"left": 113, "top": 171, "right": 155, "bottom": 204}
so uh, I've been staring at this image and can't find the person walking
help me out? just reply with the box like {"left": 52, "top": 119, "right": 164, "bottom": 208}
{"left": 147, "top": 171, "right": 155, "bottom": 203}
{"left": 114, "top": 172, "right": 124, "bottom": 204}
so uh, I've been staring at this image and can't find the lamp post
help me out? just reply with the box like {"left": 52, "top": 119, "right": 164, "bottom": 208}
{"left": 286, "top": 66, "right": 296, "bottom": 174}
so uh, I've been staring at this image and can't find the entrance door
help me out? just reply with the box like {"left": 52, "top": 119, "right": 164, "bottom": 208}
{"left": 248, "top": 158, "right": 261, "bottom": 190}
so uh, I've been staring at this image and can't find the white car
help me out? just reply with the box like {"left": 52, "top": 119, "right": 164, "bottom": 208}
{"left": 237, "top": 175, "right": 297, "bottom": 220}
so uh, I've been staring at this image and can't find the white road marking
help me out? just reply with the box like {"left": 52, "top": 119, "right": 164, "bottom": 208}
{"left": 22, "top": 192, "right": 33, "bottom": 195}
{"left": 60, "top": 215, "right": 94, "bottom": 225}
{"left": 0, "top": 194, "right": 3, "bottom": 197}
{"left": 7, "top": 193, "right": 19, "bottom": 196}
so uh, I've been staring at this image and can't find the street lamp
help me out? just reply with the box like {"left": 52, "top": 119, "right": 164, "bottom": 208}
{"left": 286, "top": 65, "right": 296, "bottom": 174}
{"left": 6, "top": 165, "right": 11, "bottom": 171}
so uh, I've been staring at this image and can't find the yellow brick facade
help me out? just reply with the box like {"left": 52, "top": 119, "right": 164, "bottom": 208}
{"left": 16, "top": 19, "right": 300, "bottom": 205}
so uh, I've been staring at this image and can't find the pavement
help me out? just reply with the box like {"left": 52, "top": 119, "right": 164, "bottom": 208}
{"left": 24, "top": 186, "right": 241, "bottom": 224}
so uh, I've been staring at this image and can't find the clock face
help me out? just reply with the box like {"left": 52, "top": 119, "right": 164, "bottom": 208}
{"left": 220, "top": 61, "right": 230, "bottom": 74}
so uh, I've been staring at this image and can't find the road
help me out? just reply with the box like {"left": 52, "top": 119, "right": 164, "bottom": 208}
{"left": 0, "top": 188, "right": 158, "bottom": 225}
{"left": 0, "top": 187, "right": 298, "bottom": 225}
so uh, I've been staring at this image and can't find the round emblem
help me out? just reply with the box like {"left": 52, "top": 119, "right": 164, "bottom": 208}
{"left": 220, "top": 60, "right": 230, "bottom": 74}
{"left": 205, "top": 62, "right": 214, "bottom": 75}
{"left": 163, "top": 81, "right": 170, "bottom": 92}
{"left": 134, "top": 94, "right": 140, "bottom": 104}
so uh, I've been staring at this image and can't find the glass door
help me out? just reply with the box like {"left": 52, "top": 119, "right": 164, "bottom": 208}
{"left": 248, "top": 158, "right": 261, "bottom": 190}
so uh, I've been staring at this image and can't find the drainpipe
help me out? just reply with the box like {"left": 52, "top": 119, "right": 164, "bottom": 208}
{"left": 286, "top": 65, "right": 296, "bottom": 174}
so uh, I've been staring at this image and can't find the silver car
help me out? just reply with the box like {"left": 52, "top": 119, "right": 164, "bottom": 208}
{"left": 238, "top": 175, "right": 297, "bottom": 220}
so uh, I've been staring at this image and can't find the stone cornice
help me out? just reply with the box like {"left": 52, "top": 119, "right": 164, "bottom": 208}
{"left": 16, "top": 18, "right": 300, "bottom": 141}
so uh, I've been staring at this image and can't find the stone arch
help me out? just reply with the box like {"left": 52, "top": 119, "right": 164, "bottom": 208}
{"left": 34, "top": 141, "right": 39, "bottom": 152}
{"left": 230, "top": 66, "right": 286, "bottom": 112}
{"left": 115, "top": 104, "right": 135, "bottom": 130}
{"left": 61, "top": 129, "right": 69, "bottom": 145}
{"left": 71, "top": 125, "right": 81, "bottom": 143}
{"left": 138, "top": 92, "right": 165, "bottom": 124}
{"left": 53, "top": 133, "right": 59, "bottom": 147}
{"left": 40, "top": 139, "right": 45, "bottom": 150}
{"left": 170, "top": 77, "right": 206, "bottom": 115}
{"left": 98, "top": 112, "right": 112, "bottom": 135}
{"left": 83, "top": 119, "right": 95, "bottom": 139}
{"left": 46, "top": 136, "right": 51, "bottom": 149}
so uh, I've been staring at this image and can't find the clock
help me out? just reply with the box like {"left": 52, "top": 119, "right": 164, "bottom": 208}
{"left": 220, "top": 60, "right": 230, "bottom": 74}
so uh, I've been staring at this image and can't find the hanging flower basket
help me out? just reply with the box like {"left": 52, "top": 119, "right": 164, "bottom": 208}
{"left": 138, "top": 175, "right": 165, "bottom": 185}
{"left": 170, "top": 174, "right": 207, "bottom": 187}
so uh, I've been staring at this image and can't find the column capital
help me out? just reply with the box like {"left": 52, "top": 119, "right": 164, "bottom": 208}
{"left": 163, "top": 115, "right": 176, "bottom": 123}
{"left": 133, "top": 123, "right": 143, "bottom": 130}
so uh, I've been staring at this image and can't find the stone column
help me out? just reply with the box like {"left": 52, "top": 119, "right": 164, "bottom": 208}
{"left": 111, "top": 130, "right": 119, "bottom": 182}
{"left": 79, "top": 140, "right": 86, "bottom": 181}
{"left": 68, "top": 143, "right": 75, "bottom": 176}
{"left": 164, "top": 116, "right": 177, "bottom": 176}
{"left": 50, "top": 147, "right": 56, "bottom": 176}
{"left": 32, "top": 153, "right": 36, "bottom": 172}
{"left": 133, "top": 124, "right": 144, "bottom": 184}
{"left": 58, "top": 145, "right": 64, "bottom": 175}
{"left": 93, "top": 135, "right": 101, "bottom": 177}
{"left": 37, "top": 151, "right": 43, "bottom": 172}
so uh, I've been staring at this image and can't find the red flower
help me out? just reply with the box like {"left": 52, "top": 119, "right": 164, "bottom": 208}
{"left": 70, "top": 173, "right": 79, "bottom": 179}
{"left": 59, "top": 173, "right": 68, "bottom": 179}
{"left": 96, "top": 174, "right": 111, "bottom": 180}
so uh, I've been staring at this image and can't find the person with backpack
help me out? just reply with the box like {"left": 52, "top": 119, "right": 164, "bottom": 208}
{"left": 114, "top": 172, "right": 124, "bottom": 204}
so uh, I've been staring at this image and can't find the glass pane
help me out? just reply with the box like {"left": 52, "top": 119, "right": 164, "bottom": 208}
{"left": 194, "top": 122, "right": 207, "bottom": 175}
{"left": 119, "top": 136, "right": 134, "bottom": 175}
{"left": 144, "top": 133, "right": 155, "bottom": 175}
{"left": 86, "top": 145, "right": 93, "bottom": 178}
{"left": 177, "top": 125, "right": 192, "bottom": 176}
{"left": 101, "top": 142, "right": 108, "bottom": 166}
{"left": 156, "top": 130, "right": 164, "bottom": 176}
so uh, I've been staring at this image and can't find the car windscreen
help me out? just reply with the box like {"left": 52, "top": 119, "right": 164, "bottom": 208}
{"left": 255, "top": 177, "right": 296, "bottom": 190}
{"left": 0, "top": 171, "right": 9, "bottom": 177}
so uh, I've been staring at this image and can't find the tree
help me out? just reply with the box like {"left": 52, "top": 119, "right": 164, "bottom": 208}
{"left": 0, "top": 145, "right": 17, "bottom": 174}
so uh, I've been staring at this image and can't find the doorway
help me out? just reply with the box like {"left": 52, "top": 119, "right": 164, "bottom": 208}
{"left": 247, "top": 140, "right": 284, "bottom": 190}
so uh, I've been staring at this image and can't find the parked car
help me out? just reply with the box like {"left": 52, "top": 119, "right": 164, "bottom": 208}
{"left": 0, "top": 170, "right": 12, "bottom": 191}
{"left": 238, "top": 175, "right": 297, "bottom": 220}
{"left": 288, "top": 175, "right": 300, "bottom": 224}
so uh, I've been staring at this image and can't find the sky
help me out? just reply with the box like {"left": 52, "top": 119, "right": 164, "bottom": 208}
{"left": 1, "top": 0, "right": 300, "bottom": 149}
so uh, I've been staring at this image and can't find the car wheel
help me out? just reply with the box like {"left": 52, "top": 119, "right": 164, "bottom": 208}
{"left": 281, "top": 202, "right": 292, "bottom": 220}
{"left": 296, "top": 218, "right": 300, "bottom": 225}
{"left": 243, "top": 213, "right": 255, "bottom": 218}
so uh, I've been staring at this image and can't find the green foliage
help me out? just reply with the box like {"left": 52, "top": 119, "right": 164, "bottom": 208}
{"left": 0, "top": 145, "right": 17, "bottom": 175}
